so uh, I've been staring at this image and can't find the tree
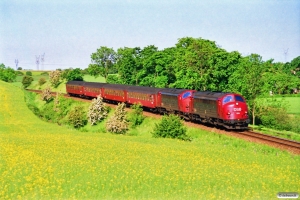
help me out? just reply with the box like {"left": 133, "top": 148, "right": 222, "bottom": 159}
{"left": 17, "top": 67, "right": 22, "bottom": 70}
{"left": 228, "top": 54, "right": 265, "bottom": 126}
{"left": 89, "top": 46, "right": 117, "bottom": 81}
{"left": 115, "top": 47, "right": 142, "bottom": 85}
{"left": 66, "top": 68, "right": 83, "bottom": 81}
{"left": 171, "top": 37, "right": 218, "bottom": 90}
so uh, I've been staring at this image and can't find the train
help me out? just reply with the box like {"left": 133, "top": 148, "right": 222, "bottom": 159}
{"left": 66, "top": 81, "right": 250, "bottom": 129}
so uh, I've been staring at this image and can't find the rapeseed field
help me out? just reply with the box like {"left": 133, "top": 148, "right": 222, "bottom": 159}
{"left": 0, "top": 81, "right": 299, "bottom": 199}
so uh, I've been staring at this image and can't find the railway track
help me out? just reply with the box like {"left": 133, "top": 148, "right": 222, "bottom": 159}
{"left": 237, "top": 130, "right": 300, "bottom": 154}
{"left": 26, "top": 89, "right": 300, "bottom": 154}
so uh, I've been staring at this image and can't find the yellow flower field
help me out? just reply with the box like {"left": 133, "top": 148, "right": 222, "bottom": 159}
{"left": 0, "top": 81, "right": 299, "bottom": 199}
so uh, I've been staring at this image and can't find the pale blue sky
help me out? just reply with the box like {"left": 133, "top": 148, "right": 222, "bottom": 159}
{"left": 1, "top": 0, "right": 299, "bottom": 70}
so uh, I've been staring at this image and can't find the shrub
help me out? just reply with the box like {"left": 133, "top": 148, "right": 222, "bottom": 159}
{"left": 16, "top": 71, "right": 24, "bottom": 76}
{"left": 0, "top": 67, "right": 16, "bottom": 82}
{"left": 25, "top": 71, "right": 32, "bottom": 76}
{"left": 41, "top": 71, "right": 49, "bottom": 76}
{"left": 22, "top": 75, "right": 34, "bottom": 88}
{"left": 40, "top": 87, "right": 53, "bottom": 102}
{"left": 87, "top": 96, "right": 108, "bottom": 125}
{"left": 38, "top": 77, "right": 46, "bottom": 86}
{"left": 106, "top": 103, "right": 128, "bottom": 134}
{"left": 152, "top": 114, "right": 190, "bottom": 141}
{"left": 49, "top": 70, "right": 61, "bottom": 88}
{"left": 68, "top": 106, "right": 87, "bottom": 128}
{"left": 128, "top": 103, "right": 144, "bottom": 128}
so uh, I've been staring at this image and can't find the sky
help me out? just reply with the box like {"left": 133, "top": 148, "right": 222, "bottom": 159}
{"left": 1, "top": 0, "right": 300, "bottom": 70}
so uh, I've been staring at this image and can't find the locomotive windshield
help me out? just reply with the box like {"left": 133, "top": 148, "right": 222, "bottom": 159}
{"left": 223, "top": 95, "right": 233, "bottom": 104}
{"left": 235, "top": 95, "right": 245, "bottom": 102}
{"left": 223, "top": 95, "right": 245, "bottom": 104}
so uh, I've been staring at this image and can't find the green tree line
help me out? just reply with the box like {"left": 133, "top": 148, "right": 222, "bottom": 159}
{"left": 87, "top": 37, "right": 300, "bottom": 128}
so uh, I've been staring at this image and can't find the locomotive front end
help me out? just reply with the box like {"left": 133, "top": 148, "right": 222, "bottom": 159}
{"left": 221, "top": 94, "right": 250, "bottom": 129}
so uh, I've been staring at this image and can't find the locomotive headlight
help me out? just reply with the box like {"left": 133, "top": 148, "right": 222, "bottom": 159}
{"left": 227, "top": 112, "right": 231, "bottom": 115}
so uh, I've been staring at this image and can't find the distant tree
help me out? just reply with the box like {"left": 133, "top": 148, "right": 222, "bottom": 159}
{"left": 17, "top": 67, "right": 22, "bottom": 70}
{"left": 115, "top": 47, "right": 142, "bottom": 85}
{"left": 106, "top": 74, "right": 122, "bottom": 84}
{"left": 89, "top": 46, "right": 117, "bottom": 81}
{"left": 171, "top": 37, "right": 219, "bottom": 90}
{"left": 26, "top": 71, "right": 32, "bottom": 76}
{"left": 61, "top": 68, "right": 72, "bottom": 80}
{"left": 284, "top": 56, "right": 300, "bottom": 78}
{"left": 22, "top": 75, "right": 34, "bottom": 88}
{"left": 66, "top": 68, "right": 83, "bottom": 81}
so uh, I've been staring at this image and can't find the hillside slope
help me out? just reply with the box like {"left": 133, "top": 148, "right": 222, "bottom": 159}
{"left": 0, "top": 81, "right": 299, "bottom": 199}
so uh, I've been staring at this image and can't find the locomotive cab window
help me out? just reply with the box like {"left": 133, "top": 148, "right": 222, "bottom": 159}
{"left": 235, "top": 95, "right": 245, "bottom": 102}
{"left": 222, "top": 95, "right": 233, "bottom": 104}
{"left": 182, "top": 91, "right": 191, "bottom": 99}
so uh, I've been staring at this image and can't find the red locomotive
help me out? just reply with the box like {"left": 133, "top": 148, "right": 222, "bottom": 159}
{"left": 66, "top": 81, "right": 249, "bottom": 129}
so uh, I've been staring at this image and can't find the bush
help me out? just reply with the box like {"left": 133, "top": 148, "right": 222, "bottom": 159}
{"left": 25, "top": 71, "right": 32, "bottom": 76}
{"left": 152, "top": 114, "right": 190, "bottom": 141}
{"left": 128, "top": 103, "right": 144, "bottom": 128}
{"left": 22, "top": 75, "right": 34, "bottom": 88}
{"left": 16, "top": 71, "right": 24, "bottom": 76}
{"left": 49, "top": 70, "right": 61, "bottom": 88}
{"left": 41, "top": 71, "right": 49, "bottom": 76}
{"left": 87, "top": 96, "right": 108, "bottom": 125}
{"left": 68, "top": 106, "right": 87, "bottom": 129}
{"left": 106, "top": 103, "right": 128, "bottom": 134}
{"left": 38, "top": 77, "right": 46, "bottom": 86}
{"left": 0, "top": 66, "right": 16, "bottom": 82}
{"left": 40, "top": 87, "right": 53, "bottom": 102}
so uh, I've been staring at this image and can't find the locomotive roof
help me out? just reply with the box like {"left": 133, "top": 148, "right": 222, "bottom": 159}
{"left": 159, "top": 88, "right": 189, "bottom": 96}
{"left": 193, "top": 91, "right": 231, "bottom": 100}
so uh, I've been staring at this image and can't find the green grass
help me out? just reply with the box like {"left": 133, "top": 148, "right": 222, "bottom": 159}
{"left": 83, "top": 74, "right": 106, "bottom": 82}
{"left": 12, "top": 71, "right": 106, "bottom": 93}
{"left": 278, "top": 97, "right": 300, "bottom": 115}
{"left": 260, "top": 96, "right": 300, "bottom": 115}
{"left": 1, "top": 80, "right": 300, "bottom": 199}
